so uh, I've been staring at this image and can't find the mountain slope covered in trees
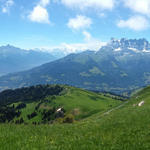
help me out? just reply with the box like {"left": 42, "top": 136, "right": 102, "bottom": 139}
{"left": 0, "top": 84, "right": 122, "bottom": 124}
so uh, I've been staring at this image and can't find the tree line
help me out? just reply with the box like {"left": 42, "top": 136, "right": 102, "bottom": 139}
{"left": 0, "top": 84, "right": 64, "bottom": 106}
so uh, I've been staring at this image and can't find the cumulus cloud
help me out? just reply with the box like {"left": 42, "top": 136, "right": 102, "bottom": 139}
{"left": 123, "top": 0, "right": 150, "bottom": 16}
{"left": 2, "top": 0, "right": 14, "bottom": 13}
{"left": 117, "top": 16, "right": 149, "bottom": 31}
{"left": 39, "top": 0, "right": 50, "bottom": 7}
{"left": 61, "top": 0, "right": 115, "bottom": 10}
{"left": 67, "top": 15, "right": 92, "bottom": 30}
{"left": 28, "top": 0, "right": 50, "bottom": 24}
{"left": 28, "top": 5, "right": 50, "bottom": 24}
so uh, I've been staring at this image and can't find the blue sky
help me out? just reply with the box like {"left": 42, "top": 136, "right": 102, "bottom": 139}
{"left": 0, "top": 0, "right": 150, "bottom": 52}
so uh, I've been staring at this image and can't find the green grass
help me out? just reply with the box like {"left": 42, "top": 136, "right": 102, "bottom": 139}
{"left": 7, "top": 86, "right": 121, "bottom": 124}
{"left": 49, "top": 87, "right": 121, "bottom": 119}
{"left": 3, "top": 86, "right": 150, "bottom": 149}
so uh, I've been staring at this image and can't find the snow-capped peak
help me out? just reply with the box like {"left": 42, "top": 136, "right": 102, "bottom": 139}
{"left": 108, "top": 38, "right": 150, "bottom": 53}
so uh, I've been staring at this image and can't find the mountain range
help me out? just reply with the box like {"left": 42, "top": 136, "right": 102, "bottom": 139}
{"left": 0, "top": 45, "right": 58, "bottom": 76}
{"left": 1, "top": 38, "right": 150, "bottom": 95}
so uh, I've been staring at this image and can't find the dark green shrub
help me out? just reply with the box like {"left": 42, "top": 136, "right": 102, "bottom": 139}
{"left": 63, "top": 114, "right": 74, "bottom": 123}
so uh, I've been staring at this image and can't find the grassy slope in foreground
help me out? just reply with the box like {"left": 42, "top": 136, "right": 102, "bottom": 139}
{"left": 1, "top": 86, "right": 150, "bottom": 149}
{"left": 3, "top": 86, "right": 150, "bottom": 150}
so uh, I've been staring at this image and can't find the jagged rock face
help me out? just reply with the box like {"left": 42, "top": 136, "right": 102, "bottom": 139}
{"left": 107, "top": 38, "right": 150, "bottom": 52}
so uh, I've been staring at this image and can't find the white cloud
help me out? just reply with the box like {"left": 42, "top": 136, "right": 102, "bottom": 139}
{"left": 60, "top": 41, "right": 106, "bottom": 53}
{"left": 38, "top": 31, "right": 106, "bottom": 55}
{"left": 39, "top": 0, "right": 50, "bottom": 7}
{"left": 28, "top": 0, "right": 50, "bottom": 24}
{"left": 82, "top": 31, "right": 106, "bottom": 50}
{"left": 2, "top": 0, "right": 14, "bottom": 13}
{"left": 67, "top": 15, "right": 92, "bottom": 30}
{"left": 117, "top": 16, "right": 149, "bottom": 31}
{"left": 28, "top": 5, "right": 50, "bottom": 24}
{"left": 61, "top": 0, "right": 115, "bottom": 10}
{"left": 82, "top": 31, "right": 92, "bottom": 42}
{"left": 39, "top": 41, "right": 106, "bottom": 55}
{"left": 123, "top": 0, "right": 150, "bottom": 16}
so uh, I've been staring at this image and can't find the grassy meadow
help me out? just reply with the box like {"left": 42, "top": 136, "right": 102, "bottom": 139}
{"left": 1, "top": 86, "right": 150, "bottom": 149}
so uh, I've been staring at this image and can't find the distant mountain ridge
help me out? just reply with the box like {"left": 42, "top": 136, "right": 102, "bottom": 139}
{"left": 1, "top": 38, "right": 150, "bottom": 95}
{"left": 0, "top": 45, "right": 57, "bottom": 75}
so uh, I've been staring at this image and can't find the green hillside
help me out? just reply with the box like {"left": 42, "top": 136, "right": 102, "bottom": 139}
{"left": 0, "top": 85, "right": 122, "bottom": 124}
{"left": 1, "top": 86, "right": 150, "bottom": 149}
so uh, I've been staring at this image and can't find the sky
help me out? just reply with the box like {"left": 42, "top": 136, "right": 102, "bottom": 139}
{"left": 0, "top": 0, "right": 150, "bottom": 52}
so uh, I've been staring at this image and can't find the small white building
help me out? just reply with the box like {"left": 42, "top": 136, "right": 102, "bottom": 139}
{"left": 138, "top": 101, "right": 145, "bottom": 107}
{"left": 56, "top": 107, "right": 63, "bottom": 112}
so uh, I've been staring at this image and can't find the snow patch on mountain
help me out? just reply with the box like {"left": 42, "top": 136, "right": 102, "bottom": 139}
{"left": 114, "top": 47, "right": 121, "bottom": 51}
{"left": 143, "top": 49, "right": 150, "bottom": 53}
{"left": 128, "top": 47, "right": 139, "bottom": 53}
{"left": 108, "top": 38, "right": 150, "bottom": 54}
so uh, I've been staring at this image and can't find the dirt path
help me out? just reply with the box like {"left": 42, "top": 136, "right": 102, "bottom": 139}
{"left": 85, "top": 101, "right": 129, "bottom": 122}
{"left": 101, "top": 101, "right": 129, "bottom": 116}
